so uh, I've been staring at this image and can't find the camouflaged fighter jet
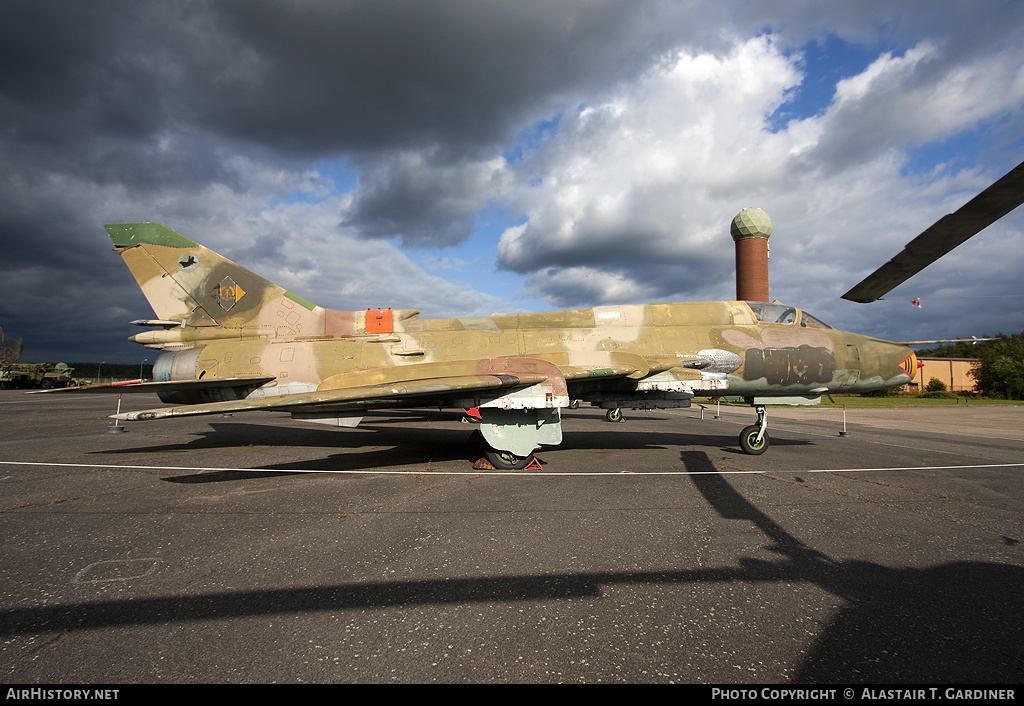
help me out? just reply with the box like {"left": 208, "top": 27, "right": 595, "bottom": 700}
{"left": 67, "top": 158, "right": 1024, "bottom": 468}
{"left": 67, "top": 222, "right": 918, "bottom": 468}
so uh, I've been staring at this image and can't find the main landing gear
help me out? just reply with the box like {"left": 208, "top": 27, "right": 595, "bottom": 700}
{"left": 475, "top": 407, "right": 562, "bottom": 471}
{"left": 738, "top": 404, "right": 769, "bottom": 455}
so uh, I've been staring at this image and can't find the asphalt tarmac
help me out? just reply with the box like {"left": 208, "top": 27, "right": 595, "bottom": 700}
{"left": 1, "top": 389, "right": 1022, "bottom": 684}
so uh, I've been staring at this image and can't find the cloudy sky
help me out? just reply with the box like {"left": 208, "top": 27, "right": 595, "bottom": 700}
{"left": 3, "top": 0, "right": 1023, "bottom": 363}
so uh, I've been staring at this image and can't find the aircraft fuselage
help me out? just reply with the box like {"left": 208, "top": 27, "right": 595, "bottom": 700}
{"left": 147, "top": 300, "right": 914, "bottom": 407}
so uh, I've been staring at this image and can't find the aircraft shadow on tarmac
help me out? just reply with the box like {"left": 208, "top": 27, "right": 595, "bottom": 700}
{"left": 684, "top": 453, "right": 1024, "bottom": 682}
{"left": 4, "top": 451, "right": 1020, "bottom": 682}
{"left": 92, "top": 416, "right": 813, "bottom": 480}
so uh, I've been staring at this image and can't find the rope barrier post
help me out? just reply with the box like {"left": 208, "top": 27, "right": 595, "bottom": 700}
{"left": 839, "top": 404, "right": 850, "bottom": 437}
{"left": 108, "top": 392, "right": 126, "bottom": 433}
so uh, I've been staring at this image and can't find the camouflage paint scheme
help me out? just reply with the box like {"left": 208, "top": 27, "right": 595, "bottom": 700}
{"left": 86, "top": 223, "right": 915, "bottom": 462}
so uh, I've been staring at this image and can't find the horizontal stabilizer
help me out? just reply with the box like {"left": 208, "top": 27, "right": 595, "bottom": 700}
{"left": 34, "top": 377, "right": 275, "bottom": 395}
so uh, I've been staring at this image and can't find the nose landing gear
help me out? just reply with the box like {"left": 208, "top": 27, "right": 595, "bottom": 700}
{"left": 738, "top": 404, "right": 769, "bottom": 455}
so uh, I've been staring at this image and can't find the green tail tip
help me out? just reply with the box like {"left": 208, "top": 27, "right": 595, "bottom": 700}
{"left": 105, "top": 223, "right": 199, "bottom": 249}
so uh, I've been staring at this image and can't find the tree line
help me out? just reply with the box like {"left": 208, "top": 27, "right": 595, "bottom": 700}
{"left": 64, "top": 362, "right": 152, "bottom": 382}
{"left": 916, "top": 332, "right": 1024, "bottom": 400}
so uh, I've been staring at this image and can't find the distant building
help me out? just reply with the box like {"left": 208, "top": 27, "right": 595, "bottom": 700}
{"left": 909, "top": 357, "right": 980, "bottom": 392}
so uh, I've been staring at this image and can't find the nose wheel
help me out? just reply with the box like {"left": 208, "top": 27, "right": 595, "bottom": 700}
{"left": 738, "top": 404, "right": 769, "bottom": 455}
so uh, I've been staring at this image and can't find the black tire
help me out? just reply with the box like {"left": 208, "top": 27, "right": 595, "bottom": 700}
{"left": 605, "top": 408, "right": 623, "bottom": 423}
{"left": 739, "top": 425, "right": 769, "bottom": 455}
{"left": 484, "top": 448, "right": 535, "bottom": 470}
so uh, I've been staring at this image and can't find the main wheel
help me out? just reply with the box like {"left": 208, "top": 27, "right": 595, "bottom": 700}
{"left": 739, "top": 425, "right": 769, "bottom": 455}
{"left": 605, "top": 408, "right": 623, "bottom": 423}
{"left": 484, "top": 448, "right": 536, "bottom": 470}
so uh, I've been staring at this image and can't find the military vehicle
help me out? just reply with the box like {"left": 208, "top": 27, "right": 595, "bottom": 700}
{"left": 1, "top": 362, "right": 75, "bottom": 389}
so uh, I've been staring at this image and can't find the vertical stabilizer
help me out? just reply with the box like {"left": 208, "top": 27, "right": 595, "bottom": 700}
{"left": 106, "top": 223, "right": 331, "bottom": 343}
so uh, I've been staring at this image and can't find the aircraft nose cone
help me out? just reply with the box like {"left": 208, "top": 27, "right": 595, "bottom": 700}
{"left": 900, "top": 351, "right": 918, "bottom": 375}
{"left": 897, "top": 350, "right": 919, "bottom": 383}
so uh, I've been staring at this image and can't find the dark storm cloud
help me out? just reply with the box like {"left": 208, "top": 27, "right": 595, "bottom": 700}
{"left": 1, "top": 1, "right": 722, "bottom": 160}
{"left": 4, "top": 4, "right": 172, "bottom": 157}
{"left": 7, "top": 1, "right": 1019, "bottom": 195}
{"left": 182, "top": 0, "right": 723, "bottom": 244}
{"left": 523, "top": 256, "right": 732, "bottom": 309}
{"left": 342, "top": 149, "right": 507, "bottom": 247}
{"left": 0, "top": 1, "right": 715, "bottom": 165}
{"left": 202, "top": 0, "right": 702, "bottom": 157}
{"left": 499, "top": 218, "right": 722, "bottom": 275}
{"left": 0, "top": 2, "right": 149, "bottom": 143}
{"left": 0, "top": 0, "right": 709, "bottom": 268}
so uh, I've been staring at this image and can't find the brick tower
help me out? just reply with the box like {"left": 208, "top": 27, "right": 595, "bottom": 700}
{"left": 730, "top": 208, "right": 773, "bottom": 302}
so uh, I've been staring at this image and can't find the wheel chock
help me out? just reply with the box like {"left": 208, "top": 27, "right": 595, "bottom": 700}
{"left": 471, "top": 455, "right": 543, "bottom": 471}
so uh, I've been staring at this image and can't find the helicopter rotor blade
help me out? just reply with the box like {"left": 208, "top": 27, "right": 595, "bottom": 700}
{"left": 842, "top": 159, "right": 1024, "bottom": 303}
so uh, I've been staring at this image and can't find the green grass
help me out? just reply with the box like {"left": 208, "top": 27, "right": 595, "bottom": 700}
{"left": 709, "top": 394, "right": 1021, "bottom": 408}
{"left": 817, "top": 395, "right": 1018, "bottom": 408}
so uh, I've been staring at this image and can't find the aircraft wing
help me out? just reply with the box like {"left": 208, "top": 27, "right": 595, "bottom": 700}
{"left": 113, "top": 356, "right": 575, "bottom": 421}
{"left": 842, "top": 159, "right": 1024, "bottom": 303}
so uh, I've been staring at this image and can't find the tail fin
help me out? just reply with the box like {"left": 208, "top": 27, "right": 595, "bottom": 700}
{"left": 106, "top": 223, "right": 329, "bottom": 343}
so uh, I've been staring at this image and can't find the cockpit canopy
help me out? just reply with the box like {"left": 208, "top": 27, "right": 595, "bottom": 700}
{"left": 745, "top": 302, "right": 833, "bottom": 329}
